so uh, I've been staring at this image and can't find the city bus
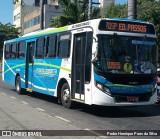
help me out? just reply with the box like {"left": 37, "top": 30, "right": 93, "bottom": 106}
{"left": 2, "top": 18, "right": 158, "bottom": 108}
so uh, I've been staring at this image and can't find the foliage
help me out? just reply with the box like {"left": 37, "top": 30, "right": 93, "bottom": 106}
{"left": 0, "top": 22, "right": 19, "bottom": 59}
{"left": 137, "top": 0, "right": 160, "bottom": 47}
{"left": 0, "top": 23, "right": 19, "bottom": 44}
{"left": 101, "top": 3, "right": 127, "bottom": 18}
{"left": 92, "top": 7, "right": 101, "bottom": 19}
{"left": 49, "top": 0, "right": 100, "bottom": 27}
{"left": 0, "top": 23, "right": 19, "bottom": 40}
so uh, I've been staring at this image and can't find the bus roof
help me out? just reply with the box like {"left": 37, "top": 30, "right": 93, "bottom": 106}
{"left": 107, "top": 18, "right": 148, "bottom": 23}
{"left": 4, "top": 18, "right": 155, "bottom": 44}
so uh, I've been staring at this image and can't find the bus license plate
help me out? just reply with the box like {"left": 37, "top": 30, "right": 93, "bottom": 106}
{"left": 127, "top": 96, "right": 139, "bottom": 102}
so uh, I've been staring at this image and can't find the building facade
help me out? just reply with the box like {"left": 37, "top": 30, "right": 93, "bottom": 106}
{"left": 13, "top": 0, "right": 62, "bottom": 35}
{"left": 23, "top": 4, "right": 62, "bottom": 34}
{"left": 13, "top": 0, "right": 22, "bottom": 29}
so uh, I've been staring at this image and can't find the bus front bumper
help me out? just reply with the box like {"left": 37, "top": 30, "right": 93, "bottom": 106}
{"left": 92, "top": 88, "right": 157, "bottom": 106}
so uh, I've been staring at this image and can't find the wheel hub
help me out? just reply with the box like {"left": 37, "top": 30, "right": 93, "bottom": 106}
{"left": 63, "top": 89, "right": 70, "bottom": 103}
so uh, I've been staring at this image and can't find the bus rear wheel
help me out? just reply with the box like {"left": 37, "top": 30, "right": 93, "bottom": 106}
{"left": 61, "top": 83, "right": 72, "bottom": 108}
{"left": 15, "top": 76, "right": 22, "bottom": 94}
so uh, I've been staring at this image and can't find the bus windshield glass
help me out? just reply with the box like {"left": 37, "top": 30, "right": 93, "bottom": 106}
{"left": 95, "top": 35, "right": 157, "bottom": 74}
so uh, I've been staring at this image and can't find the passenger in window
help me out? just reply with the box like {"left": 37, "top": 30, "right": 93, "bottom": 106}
{"left": 119, "top": 52, "right": 131, "bottom": 63}
{"left": 125, "top": 56, "right": 131, "bottom": 62}
{"left": 141, "top": 59, "right": 156, "bottom": 73}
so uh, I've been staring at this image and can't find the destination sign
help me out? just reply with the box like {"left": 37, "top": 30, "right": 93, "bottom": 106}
{"left": 99, "top": 20, "right": 155, "bottom": 34}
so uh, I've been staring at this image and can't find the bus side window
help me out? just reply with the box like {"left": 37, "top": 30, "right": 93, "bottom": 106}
{"left": 11, "top": 43, "right": 17, "bottom": 59}
{"left": 10, "top": 44, "right": 13, "bottom": 58}
{"left": 17, "top": 41, "right": 25, "bottom": 59}
{"left": 57, "top": 33, "right": 71, "bottom": 58}
{"left": 46, "top": 34, "right": 57, "bottom": 58}
{"left": 5, "top": 44, "right": 10, "bottom": 59}
{"left": 36, "top": 37, "right": 45, "bottom": 59}
{"left": 17, "top": 43, "right": 20, "bottom": 58}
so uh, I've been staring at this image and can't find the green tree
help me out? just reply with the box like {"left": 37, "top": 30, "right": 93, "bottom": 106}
{"left": 0, "top": 22, "right": 19, "bottom": 59}
{"left": 49, "top": 0, "right": 100, "bottom": 27}
{"left": 137, "top": 0, "right": 160, "bottom": 48}
{"left": 101, "top": 3, "right": 127, "bottom": 18}
{"left": 0, "top": 23, "right": 19, "bottom": 40}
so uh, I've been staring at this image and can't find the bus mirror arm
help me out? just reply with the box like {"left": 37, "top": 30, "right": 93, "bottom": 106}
{"left": 91, "top": 52, "right": 97, "bottom": 63}
{"left": 32, "top": 56, "right": 34, "bottom": 63}
{"left": 91, "top": 42, "right": 98, "bottom": 63}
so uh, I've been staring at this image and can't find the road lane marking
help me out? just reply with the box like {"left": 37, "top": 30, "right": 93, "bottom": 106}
{"left": 84, "top": 128, "right": 108, "bottom": 138}
{"left": 46, "top": 114, "right": 53, "bottom": 118}
{"left": 10, "top": 96, "right": 16, "bottom": 99}
{"left": 55, "top": 116, "right": 71, "bottom": 123}
{"left": 36, "top": 107, "right": 45, "bottom": 112}
{"left": 21, "top": 101, "right": 28, "bottom": 105}
{"left": 2, "top": 93, "right": 7, "bottom": 96}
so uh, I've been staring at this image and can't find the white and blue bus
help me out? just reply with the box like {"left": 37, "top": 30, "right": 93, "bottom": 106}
{"left": 2, "top": 18, "right": 158, "bottom": 108}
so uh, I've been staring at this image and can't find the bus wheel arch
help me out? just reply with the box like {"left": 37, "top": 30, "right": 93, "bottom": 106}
{"left": 57, "top": 79, "right": 73, "bottom": 108}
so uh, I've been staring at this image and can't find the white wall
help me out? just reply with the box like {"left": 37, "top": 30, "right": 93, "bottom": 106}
{"left": 13, "top": 4, "right": 21, "bottom": 28}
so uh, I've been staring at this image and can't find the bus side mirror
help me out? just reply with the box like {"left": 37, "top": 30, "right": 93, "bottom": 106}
{"left": 32, "top": 56, "right": 34, "bottom": 63}
{"left": 91, "top": 42, "right": 98, "bottom": 62}
{"left": 157, "top": 68, "right": 160, "bottom": 77}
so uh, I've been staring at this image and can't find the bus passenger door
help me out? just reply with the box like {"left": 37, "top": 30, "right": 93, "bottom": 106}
{"left": 25, "top": 40, "right": 35, "bottom": 91}
{"left": 71, "top": 32, "right": 92, "bottom": 101}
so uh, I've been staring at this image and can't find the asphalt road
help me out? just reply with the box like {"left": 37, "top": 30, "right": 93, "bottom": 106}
{"left": 0, "top": 75, "right": 160, "bottom": 139}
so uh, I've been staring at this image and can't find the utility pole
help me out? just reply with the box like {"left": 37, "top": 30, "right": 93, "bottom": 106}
{"left": 128, "top": 0, "right": 137, "bottom": 19}
{"left": 40, "top": 0, "right": 44, "bottom": 30}
{"left": 88, "top": 0, "right": 100, "bottom": 20}
{"left": 88, "top": 0, "right": 92, "bottom": 20}
{"left": 0, "top": 31, "right": 6, "bottom": 59}
{"left": 79, "top": 0, "right": 100, "bottom": 20}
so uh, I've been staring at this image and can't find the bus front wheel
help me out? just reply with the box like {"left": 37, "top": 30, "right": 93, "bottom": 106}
{"left": 15, "top": 76, "right": 22, "bottom": 94}
{"left": 61, "top": 83, "right": 72, "bottom": 108}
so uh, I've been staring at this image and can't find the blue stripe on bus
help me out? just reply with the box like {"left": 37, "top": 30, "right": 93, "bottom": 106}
{"left": 94, "top": 72, "right": 155, "bottom": 94}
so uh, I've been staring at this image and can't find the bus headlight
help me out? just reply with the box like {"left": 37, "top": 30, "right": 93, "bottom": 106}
{"left": 96, "top": 82, "right": 111, "bottom": 96}
{"left": 96, "top": 82, "right": 103, "bottom": 90}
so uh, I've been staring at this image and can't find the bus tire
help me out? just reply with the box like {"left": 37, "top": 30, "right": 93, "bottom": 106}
{"left": 15, "top": 76, "right": 22, "bottom": 94}
{"left": 61, "top": 83, "right": 72, "bottom": 108}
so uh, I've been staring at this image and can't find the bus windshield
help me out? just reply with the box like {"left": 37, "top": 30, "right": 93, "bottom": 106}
{"left": 95, "top": 35, "right": 157, "bottom": 74}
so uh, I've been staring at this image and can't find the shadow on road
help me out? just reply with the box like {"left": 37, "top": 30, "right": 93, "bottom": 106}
{"left": 73, "top": 103, "right": 160, "bottom": 118}
{"left": 10, "top": 89, "right": 59, "bottom": 104}
{"left": 15, "top": 89, "right": 160, "bottom": 118}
